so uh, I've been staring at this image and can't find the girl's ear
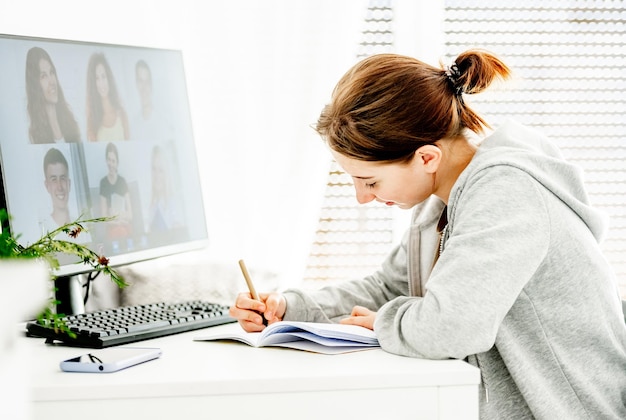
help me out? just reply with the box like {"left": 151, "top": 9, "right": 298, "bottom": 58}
{"left": 415, "top": 145, "right": 442, "bottom": 173}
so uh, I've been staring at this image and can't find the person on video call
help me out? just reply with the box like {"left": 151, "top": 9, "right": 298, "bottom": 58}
{"left": 42, "top": 147, "right": 90, "bottom": 243}
{"left": 229, "top": 51, "right": 626, "bottom": 419}
{"left": 133, "top": 59, "right": 154, "bottom": 141}
{"left": 99, "top": 142, "right": 133, "bottom": 239}
{"left": 148, "top": 144, "right": 183, "bottom": 233}
{"left": 25, "top": 47, "right": 81, "bottom": 144}
{"left": 132, "top": 59, "right": 172, "bottom": 142}
{"left": 86, "top": 52, "right": 129, "bottom": 142}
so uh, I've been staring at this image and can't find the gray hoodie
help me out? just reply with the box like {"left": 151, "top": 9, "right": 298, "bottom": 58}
{"left": 283, "top": 120, "right": 626, "bottom": 419}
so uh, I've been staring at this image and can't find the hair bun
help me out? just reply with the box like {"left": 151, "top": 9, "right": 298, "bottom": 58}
{"left": 453, "top": 49, "right": 511, "bottom": 95}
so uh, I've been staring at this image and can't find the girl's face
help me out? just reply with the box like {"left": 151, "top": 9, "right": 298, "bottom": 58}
{"left": 95, "top": 63, "right": 109, "bottom": 98}
{"left": 331, "top": 149, "right": 434, "bottom": 210}
{"left": 106, "top": 151, "right": 118, "bottom": 175}
{"left": 38, "top": 58, "right": 58, "bottom": 104}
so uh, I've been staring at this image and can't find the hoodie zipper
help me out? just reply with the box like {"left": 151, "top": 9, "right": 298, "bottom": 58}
{"left": 432, "top": 207, "right": 449, "bottom": 268}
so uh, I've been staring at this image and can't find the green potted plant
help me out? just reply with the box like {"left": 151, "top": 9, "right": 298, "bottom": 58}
{"left": 0, "top": 209, "right": 126, "bottom": 332}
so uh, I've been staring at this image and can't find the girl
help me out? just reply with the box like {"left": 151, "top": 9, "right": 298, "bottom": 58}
{"left": 86, "top": 52, "right": 129, "bottom": 142}
{"left": 230, "top": 50, "right": 626, "bottom": 419}
{"left": 25, "top": 47, "right": 81, "bottom": 143}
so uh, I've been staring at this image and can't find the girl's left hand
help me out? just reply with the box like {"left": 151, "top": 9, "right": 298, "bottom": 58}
{"left": 340, "top": 305, "right": 376, "bottom": 330}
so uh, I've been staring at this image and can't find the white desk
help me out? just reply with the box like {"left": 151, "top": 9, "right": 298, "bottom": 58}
{"left": 21, "top": 323, "right": 480, "bottom": 420}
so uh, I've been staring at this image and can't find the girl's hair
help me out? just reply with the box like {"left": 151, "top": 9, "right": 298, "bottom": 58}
{"left": 316, "top": 50, "right": 511, "bottom": 162}
{"left": 25, "top": 47, "right": 81, "bottom": 143}
{"left": 86, "top": 52, "right": 125, "bottom": 141}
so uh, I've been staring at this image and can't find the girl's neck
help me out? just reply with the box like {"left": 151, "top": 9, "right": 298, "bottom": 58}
{"left": 434, "top": 136, "right": 477, "bottom": 204}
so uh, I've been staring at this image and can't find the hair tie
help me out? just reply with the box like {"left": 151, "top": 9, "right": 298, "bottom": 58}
{"left": 444, "top": 63, "right": 463, "bottom": 96}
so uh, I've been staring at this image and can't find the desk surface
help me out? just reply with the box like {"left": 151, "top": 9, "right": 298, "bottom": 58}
{"left": 21, "top": 322, "right": 480, "bottom": 420}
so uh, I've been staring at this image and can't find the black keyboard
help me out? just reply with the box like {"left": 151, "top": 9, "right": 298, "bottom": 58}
{"left": 26, "top": 300, "right": 236, "bottom": 348}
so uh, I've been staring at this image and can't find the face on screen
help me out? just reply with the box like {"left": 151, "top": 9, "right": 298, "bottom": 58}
{"left": 106, "top": 150, "right": 118, "bottom": 177}
{"left": 38, "top": 58, "right": 58, "bottom": 105}
{"left": 44, "top": 161, "right": 70, "bottom": 211}
{"left": 95, "top": 63, "right": 110, "bottom": 100}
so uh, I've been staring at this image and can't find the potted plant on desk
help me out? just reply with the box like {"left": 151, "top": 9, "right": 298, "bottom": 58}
{"left": 0, "top": 209, "right": 126, "bottom": 333}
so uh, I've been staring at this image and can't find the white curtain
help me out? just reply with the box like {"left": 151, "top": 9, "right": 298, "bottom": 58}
{"left": 186, "top": 0, "right": 370, "bottom": 285}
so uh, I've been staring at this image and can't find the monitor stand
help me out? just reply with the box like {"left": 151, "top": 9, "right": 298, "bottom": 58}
{"left": 55, "top": 275, "right": 87, "bottom": 315}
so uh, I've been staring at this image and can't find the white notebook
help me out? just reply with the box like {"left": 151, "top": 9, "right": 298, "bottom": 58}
{"left": 194, "top": 321, "right": 379, "bottom": 355}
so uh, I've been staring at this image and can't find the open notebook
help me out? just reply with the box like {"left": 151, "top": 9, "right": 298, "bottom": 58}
{"left": 194, "top": 321, "right": 380, "bottom": 355}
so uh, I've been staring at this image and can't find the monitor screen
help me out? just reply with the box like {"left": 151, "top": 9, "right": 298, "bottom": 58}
{"left": 0, "top": 34, "right": 208, "bottom": 278}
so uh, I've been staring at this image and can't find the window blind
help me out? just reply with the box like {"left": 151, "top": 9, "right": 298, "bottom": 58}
{"left": 443, "top": 0, "right": 626, "bottom": 295}
{"left": 303, "top": 0, "right": 396, "bottom": 285}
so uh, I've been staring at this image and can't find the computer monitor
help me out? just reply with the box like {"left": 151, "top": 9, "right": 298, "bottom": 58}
{"left": 0, "top": 34, "right": 209, "bottom": 313}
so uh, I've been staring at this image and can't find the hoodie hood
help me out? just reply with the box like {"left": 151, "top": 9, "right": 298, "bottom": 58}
{"left": 452, "top": 119, "right": 608, "bottom": 242}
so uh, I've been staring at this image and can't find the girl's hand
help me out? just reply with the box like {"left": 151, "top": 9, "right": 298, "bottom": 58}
{"left": 229, "top": 292, "right": 286, "bottom": 332}
{"left": 340, "top": 305, "right": 377, "bottom": 330}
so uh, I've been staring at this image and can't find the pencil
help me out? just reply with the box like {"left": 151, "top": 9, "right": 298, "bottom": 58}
{"left": 238, "top": 259, "right": 259, "bottom": 300}
{"left": 238, "top": 259, "right": 268, "bottom": 325}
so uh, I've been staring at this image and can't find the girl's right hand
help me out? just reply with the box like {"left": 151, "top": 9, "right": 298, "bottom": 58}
{"left": 229, "top": 292, "right": 286, "bottom": 332}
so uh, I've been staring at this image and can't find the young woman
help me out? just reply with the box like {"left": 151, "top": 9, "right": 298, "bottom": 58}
{"left": 86, "top": 52, "right": 129, "bottom": 142}
{"left": 230, "top": 50, "right": 626, "bottom": 419}
{"left": 25, "top": 47, "right": 81, "bottom": 143}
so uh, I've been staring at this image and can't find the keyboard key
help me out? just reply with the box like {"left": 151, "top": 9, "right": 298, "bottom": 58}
{"left": 125, "top": 320, "right": 171, "bottom": 333}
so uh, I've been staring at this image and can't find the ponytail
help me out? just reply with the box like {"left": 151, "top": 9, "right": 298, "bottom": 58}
{"left": 443, "top": 49, "right": 511, "bottom": 134}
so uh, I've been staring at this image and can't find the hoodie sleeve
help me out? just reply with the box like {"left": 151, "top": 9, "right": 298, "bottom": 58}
{"left": 282, "top": 234, "right": 411, "bottom": 323}
{"left": 374, "top": 165, "right": 551, "bottom": 359}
